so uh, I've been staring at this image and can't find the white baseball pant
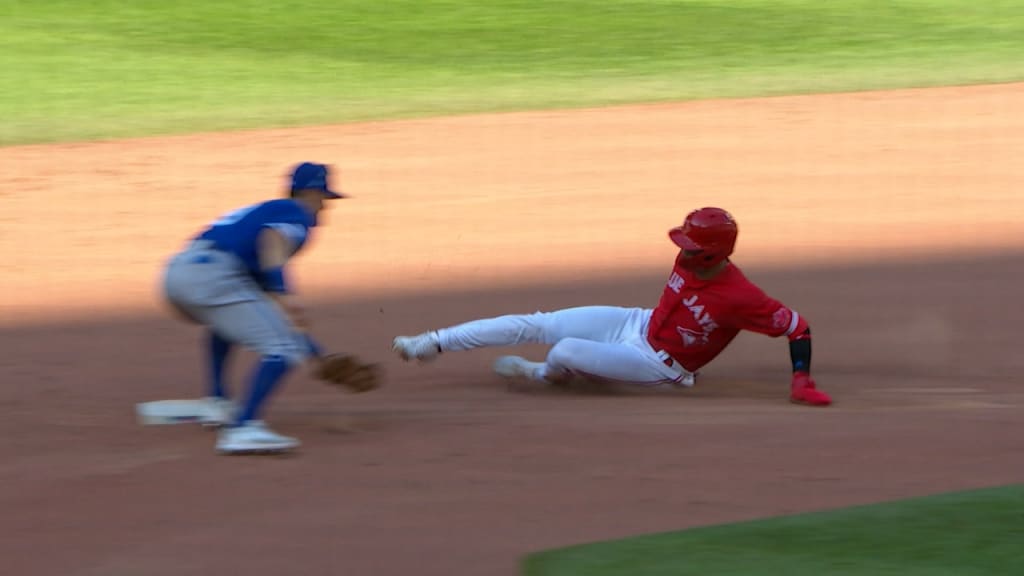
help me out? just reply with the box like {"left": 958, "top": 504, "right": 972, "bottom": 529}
{"left": 435, "top": 306, "right": 694, "bottom": 386}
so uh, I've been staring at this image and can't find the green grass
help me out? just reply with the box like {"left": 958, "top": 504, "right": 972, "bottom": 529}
{"left": 2, "top": 0, "right": 1024, "bottom": 145}
{"left": 523, "top": 484, "right": 1024, "bottom": 575}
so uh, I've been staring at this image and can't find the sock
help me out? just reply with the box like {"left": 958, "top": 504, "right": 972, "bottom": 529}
{"left": 207, "top": 331, "right": 233, "bottom": 399}
{"left": 235, "top": 355, "right": 291, "bottom": 425}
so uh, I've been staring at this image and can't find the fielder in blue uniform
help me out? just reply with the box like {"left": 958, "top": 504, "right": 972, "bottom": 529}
{"left": 162, "top": 161, "right": 345, "bottom": 454}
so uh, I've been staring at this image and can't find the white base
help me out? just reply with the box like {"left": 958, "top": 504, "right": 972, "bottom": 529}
{"left": 136, "top": 399, "right": 218, "bottom": 426}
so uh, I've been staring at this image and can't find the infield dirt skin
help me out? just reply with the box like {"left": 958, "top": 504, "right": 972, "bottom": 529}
{"left": 1, "top": 83, "right": 1023, "bottom": 575}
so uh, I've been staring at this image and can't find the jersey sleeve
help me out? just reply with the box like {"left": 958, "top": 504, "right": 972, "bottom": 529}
{"left": 264, "top": 221, "right": 308, "bottom": 246}
{"left": 261, "top": 202, "right": 312, "bottom": 249}
{"left": 732, "top": 286, "right": 801, "bottom": 338}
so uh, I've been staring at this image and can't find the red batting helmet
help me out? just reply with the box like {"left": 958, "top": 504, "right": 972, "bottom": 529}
{"left": 668, "top": 207, "right": 738, "bottom": 270}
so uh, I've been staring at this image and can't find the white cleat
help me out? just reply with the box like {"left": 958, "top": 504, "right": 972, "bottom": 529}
{"left": 493, "top": 355, "right": 546, "bottom": 381}
{"left": 392, "top": 331, "right": 441, "bottom": 362}
{"left": 198, "top": 396, "right": 238, "bottom": 428}
{"left": 216, "top": 420, "right": 300, "bottom": 455}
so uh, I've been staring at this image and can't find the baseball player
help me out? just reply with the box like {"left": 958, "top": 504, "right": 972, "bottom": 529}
{"left": 392, "top": 207, "right": 831, "bottom": 406}
{"left": 161, "top": 162, "right": 350, "bottom": 454}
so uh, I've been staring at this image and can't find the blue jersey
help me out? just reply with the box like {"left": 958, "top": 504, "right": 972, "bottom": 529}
{"left": 195, "top": 199, "right": 315, "bottom": 278}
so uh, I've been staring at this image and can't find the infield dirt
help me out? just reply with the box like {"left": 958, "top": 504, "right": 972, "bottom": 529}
{"left": 1, "top": 82, "right": 1022, "bottom": 576}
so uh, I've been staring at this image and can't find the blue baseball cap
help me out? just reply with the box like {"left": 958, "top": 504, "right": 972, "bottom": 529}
{"left": 289, "top": 162, "right": 346, "bottom": 199}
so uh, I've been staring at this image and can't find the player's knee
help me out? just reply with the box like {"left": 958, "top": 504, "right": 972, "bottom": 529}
{"left": 262, "top": 341, "right": 309, "bottom": 367}
{"left": 283, "top": 351, "right": 308, "bottom": 367}
{"left": 546, "top": 337, "right": 586, "bottom": 370}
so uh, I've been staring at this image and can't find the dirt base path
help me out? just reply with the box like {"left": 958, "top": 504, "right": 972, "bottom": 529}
{"left": 1, "top": 83, "right": 1023, "bottom": 575}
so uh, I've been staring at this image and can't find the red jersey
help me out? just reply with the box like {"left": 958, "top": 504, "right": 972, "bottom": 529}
{"left": 646, "top": 258, "right": 800, "bottom": 372}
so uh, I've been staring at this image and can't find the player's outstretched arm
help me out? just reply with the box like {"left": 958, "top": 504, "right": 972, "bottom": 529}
{"left": 734, "top": 294, "right": 833, "bottom": 406}
{"left": 257, "top": 227, "right": 307, "bottom": 330}
{"left": 787, "top": 317, "right": 831, "bottom": 406}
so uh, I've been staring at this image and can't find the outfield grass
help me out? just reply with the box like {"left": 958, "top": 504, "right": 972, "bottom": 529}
{"left": 522, "top": 484, "right": 1024, "bottom": 575}
{"left": 2, "top": 0, "right": 1024, "bottom": 145}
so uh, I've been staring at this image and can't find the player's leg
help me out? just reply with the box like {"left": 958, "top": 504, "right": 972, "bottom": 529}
{"left": 162, "top": 250, "right": 239, "bottom": 425}
{"left": 163, "top": 249, "right": 307, "bottom": 452}
{"left": 393, "top": 305, "right": 641, "bottom": 361}
{"left": 496, "top": 337, "right": 689, "bottom": 388}
{"left": 164, "top": 250, "right": 258, "bottom": 421}
{"left": 206, "top": 329, "right": 233, "bottom": 400}
{"left": 200, "top": 294, "right": 306, "bottom": 395}
{"left": 199, "top": 297, "right": 310, "bottom": 454}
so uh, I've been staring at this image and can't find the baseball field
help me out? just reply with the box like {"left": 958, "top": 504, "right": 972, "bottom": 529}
{"left": 2, "top": 1, "right": 1023, "bottom": 575}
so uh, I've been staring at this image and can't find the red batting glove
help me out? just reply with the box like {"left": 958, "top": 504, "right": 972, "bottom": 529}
{"left": 790, "top": 372, "right": 832, "bottom": 406}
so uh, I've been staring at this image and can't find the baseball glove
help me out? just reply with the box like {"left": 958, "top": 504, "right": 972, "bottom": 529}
{"left": 313, "top": 354, "right": 381, "bottom": 393}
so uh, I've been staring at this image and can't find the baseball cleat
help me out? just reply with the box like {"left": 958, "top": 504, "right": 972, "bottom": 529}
{"left": 493, "top": 355, "right": 546, "bottom": 381}
{"left": 392, "top": 331, "right": 441, "bottom": 362}
{"left": 216, "top": 420, "right": 300, "bottom": 455}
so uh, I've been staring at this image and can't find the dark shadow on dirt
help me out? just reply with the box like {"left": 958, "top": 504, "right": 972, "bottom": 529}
{"left": 2, "top": 248, "right": 1022, "bottom": 576}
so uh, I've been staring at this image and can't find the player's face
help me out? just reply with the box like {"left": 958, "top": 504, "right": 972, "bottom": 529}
{"left": 677, "top": 248, "right": 714, "bottom": 273}
{"left": 678, "top": 248, "right": 703, "bottom": 264}
{"left": 296, "top": 190, "right": 326, "bottom": 214}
